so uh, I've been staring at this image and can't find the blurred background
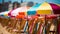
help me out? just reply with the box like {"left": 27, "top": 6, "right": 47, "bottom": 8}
{"left": 0, "top": 0, "right": 60, "bottom": 4}
{"left": 0, "top": 0, "right": 60, "bottom": 12}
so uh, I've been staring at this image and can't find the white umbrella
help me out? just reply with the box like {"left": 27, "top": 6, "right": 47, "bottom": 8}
{"left": 10, "top": 6, "right": 29, "bottom": 16}
{"left": 0, "top": 11, "right": 10, "bottom": 16}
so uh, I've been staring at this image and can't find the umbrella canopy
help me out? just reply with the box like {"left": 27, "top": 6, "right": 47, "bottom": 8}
{"left": 27, "top": 2, "right": 60, "bottom": 16}
{"left": 27, "top": 4, "right": 41, "bottom": 15}
{"left": 9, "top": 6, "right": 30, "bottom": 19}
{"left": 37, "top": 2, "right": 53, "bottom": 15}
{"left": 50, "top": 3, "right": 60, "bottom": 14}
{"left": 0, "top": 11, "right": 10, "bottom": 18}
{"left": 0, "top": 11, "right": 10, "bottom": 16}
{"left": 9, "top": 6, "right": 30, "bottom": 17}
{"left": 37, "top": 2, "right": 60, "bottom": 15}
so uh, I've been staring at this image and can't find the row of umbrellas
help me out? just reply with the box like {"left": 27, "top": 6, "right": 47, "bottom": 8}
{"left": 0, "top": 2, "right": 60, "bottom": 18}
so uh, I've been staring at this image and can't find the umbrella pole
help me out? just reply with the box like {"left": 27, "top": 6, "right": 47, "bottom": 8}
{"left": 27, "top": 15, "right": 29, "bottom": 34}
{"left": 45, "top": 15, "right": 47, "bottom": 34}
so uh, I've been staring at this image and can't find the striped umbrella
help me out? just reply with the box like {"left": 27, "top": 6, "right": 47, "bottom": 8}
{"left": 0, "top": 11, "right": 10, "bottom": 18}
{"left": 27, "top": 2, "right": 60, "bottom": 34}
{"left": 37, "top": 2, "right": 60, "bottom": 15}
{"left": 0, "top": 11, "right": 10, "bottom": 16}
{"left": 36, "top": 2, "right": 60, "bottom": 34}
{"left": 9, "top": 6, "right": 30, "bottom": 18}
{"left": 27, "top": 2, "right": 60, "bottom": 15}
{"left": 27, "top": 4, "right": 41, "bottom": 15}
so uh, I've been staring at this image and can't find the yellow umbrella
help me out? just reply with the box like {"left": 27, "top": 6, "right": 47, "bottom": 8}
{"left": 37, "top": 2, "right": 53, "bottom": 15}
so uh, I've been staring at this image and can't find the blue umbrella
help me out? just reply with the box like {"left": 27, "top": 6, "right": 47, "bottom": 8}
{"left": 27, "top": 4, "right": 41, "bottom": 15}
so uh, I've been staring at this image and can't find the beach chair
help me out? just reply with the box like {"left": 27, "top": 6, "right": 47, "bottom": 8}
{"left": 28, "top": 18, "right": 36, "bottom": 34}
{"left": 46, "top": 15, "right": 57, "bottom": 34}
{"left": 15, "top": 19, "right": 27, "bottom": 34}
{"left": 32, "top": 18, "right": 39, "bottom": 34}
{"left": 57, "top": 17, "right": 60, "bottom": 34}
{"left": 36, "top": 17, "right": 45, "bottom": 34}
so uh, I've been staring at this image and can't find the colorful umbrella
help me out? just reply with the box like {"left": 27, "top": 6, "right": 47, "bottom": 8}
{"left": 0, "top": 11, "right": 10, "bottom": 16}
{"left": 9, "top": 6, "right": 30, "bottom": 17}
{"left": 37, "top": 2, "right": 60, "bottom": 14}
{"left": 0, "top": 11, "right": 10, "bottom": 18}
{"left": 27, "top": 4, "right": 41, "bottom": 15}
{"left": 27, "top": 2, "right": 60, "bottom": 15}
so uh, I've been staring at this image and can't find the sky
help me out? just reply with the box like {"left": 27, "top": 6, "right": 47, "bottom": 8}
{"left": 0, "top": 0, "right": 60, "bottom": 4}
